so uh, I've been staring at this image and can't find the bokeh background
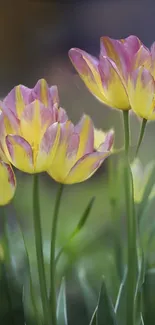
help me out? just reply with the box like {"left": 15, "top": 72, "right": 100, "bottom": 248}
{"left": 1, "top": 1, "right": 155, "bottom": 324}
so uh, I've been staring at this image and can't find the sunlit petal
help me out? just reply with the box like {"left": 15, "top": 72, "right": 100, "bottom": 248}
{"left": 65, "top": 151, "right": 110, "bottom": 184}
{"left": 75, "top": 114, "right": 94, "bottom": 160}
{"left": 128, "top": 67, "right": 155, "bottom": 120}
{"left": 99, "top": 57, "right": 130, "bottom": 109}
{"left": 69, "top": 48, "right": 110, "bottom": 104}
{"left": 6, "top": 135, "right": 33, "bottom": 173}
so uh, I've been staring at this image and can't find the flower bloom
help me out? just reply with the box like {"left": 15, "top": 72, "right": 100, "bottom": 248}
{"left": 47, "top": 115, "right": 114, "bottom": 184}
{"left": 0, "top": 79, "right": 68, "bottom": 173}
{"left": 128, "top": 42, "right": 155, "bottom": 120}
{"left": 69, "top": 36, "right": 150, "bottom": 110}
{"left": 0, "top": 142, "right": 16, "bottom": 205}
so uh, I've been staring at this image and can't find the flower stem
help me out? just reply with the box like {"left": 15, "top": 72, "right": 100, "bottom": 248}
{"left": 1, "top": 207, "right": 15, "bottom": 325}
{"left": 123, "top": 111, "right": 137, "bottom": 325}
{"left": 49, "top": 183, "right": 64, "bottom": 325}
{"left": 136, "top": 118, "right": 147, "bottom": 156}
{"left": 123, "top": 111, "right": 130, "bottom": 155}
{"left": 33, "top": 174, "right": 49, "bottom": 325}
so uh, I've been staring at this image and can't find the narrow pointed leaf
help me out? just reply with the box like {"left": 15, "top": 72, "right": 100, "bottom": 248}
{"left": 77, "top": 268, "right": 97, "bottom": 317}
{"left": 137, "top": 164, "right": 155, "bottom": 220}
{"left": 97, "top": 278, "right": 117, "bottom": 325}
{"left": 57, "top": 278, "right": 68, "bottom": 325}
{"left": 89, "top": 307, "right": 97, "bottom": 325}
{"left": 115, "top": 269, "right": 127, "bottom": 325}
{"left": 55, "top": 197, "right": 95, "bottom": 264}
{"left": 135, "top": 252, "right": 145, "bottom": 325}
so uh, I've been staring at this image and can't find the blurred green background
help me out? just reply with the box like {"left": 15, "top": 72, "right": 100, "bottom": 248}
{"left": 1, "top": 1, "right": 155, "bottom": 324}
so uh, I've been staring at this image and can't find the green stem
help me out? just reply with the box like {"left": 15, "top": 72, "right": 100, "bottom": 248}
{"left": 136, "top": 118, "right": 147, "bottom": 156}
{"left": 123, "top": 111, "right": 137, "bottom": 325}
{"left": 49, "top": 183, "right": 64, "bottom": 325}
{"left": 1, "top": 207, "right": 15, "bottom": 325}
{"left": 123, "top": 110, "right": 130, "bottom": 155}
{"left": 33, "top": 174, "right": 49, "bottom": 325}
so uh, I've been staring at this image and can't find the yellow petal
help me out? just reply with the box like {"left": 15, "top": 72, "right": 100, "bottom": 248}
{"left": 0, "top": 161, "right": 16, "bottom": 205}
{"left": 20, "top": 100, "right": 53, "bottom": 165}
{"left": 15, "top": 85, "right": 26, "bottom": 118}
{"left": 64, "top": 151, "right": 110, "bottom": 184}
{"left": 69, "top": 49, "right": 110, "bottom": 105}
{"left": 36, "top": 123, "right": 61, "bottom": 172}
{"left": 6, "top": 135, "right": 34, "bottom": 173}
{"left": 48, "top": 122, "right": 79, "bottom": 182}
{"left": 94, "top": 128, "right": 106, "bottom": 150}
{"left": 75, "top": 115, "right": 94, "bottom": 161}
{"left": 128, "top": 68, "right": 155, "bottom": 120}
{"left": 99, "top": 57, "right": 130, "bottom": 109}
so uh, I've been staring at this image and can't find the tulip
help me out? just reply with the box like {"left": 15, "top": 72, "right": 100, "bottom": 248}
{"left": 69, "top": 36, "right": 150, "bottom": 110}
{"left": 47, "top": 115, "right": 114, "bottom": 184}
{"left": 128, "top": 42, "right": 155, "bottom": 120}
{"left": 0, "top": 80, "right": 68, "bottom": 173}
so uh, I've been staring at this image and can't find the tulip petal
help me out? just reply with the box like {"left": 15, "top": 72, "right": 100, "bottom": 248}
{"left": 32, "top": 79, "right": 60, "bottom": 108}
{"left": 132, "top": 45, "right": 151, "bottom": 71}
{"left": 150, "top": 42, "right": 155, "bottom": 78}
{"left": 36, "top": 122, "right": 60, "bottom": 171}
{"left": 121, "top": 35, "right": 141, "bottom": 57}
{"left": 50, "top": 86, "right": 59, "bottom": 106}
{"left": 128, "top": 67, "right": 155, "bottom": 120}
{"left": 100, "top": 36, "right": 130, "bottom": 78}
{"left": 69, "top": 48, "right": 110, "bottom": 104}
{"left": 32, "top": 79, "right": 49, "bottom": 107}
{"left": 20, "top": 100, "right": 53, "bottom": 159}
{"left": 94, "top": 128, "right": 106, "bottom": 150}
{"left": 0, "top": 161, "right": 16, "bottom": 205}
{"left": 65, "top": 151, "right": 110, "bottom": 184}
{"left": 99, "top": 57, "right": 130, "bottom": 109}
{"left": 6, "top": 135, "right": 33, "bottom": 173}
{"left": 57, "top": 107, "right": 68, "bottom": 123}
{"left": 4, "top": 85, "right": 32, "bottom": 118}
{"left": 75, "top": 114, "right": 94, "bottom": 160}
{"left": 47, "top": 122, "right": 79, "bottom": 182}
{"left": 0, "top": 101, "right": 19, "bottom": 134}
{"left": 97, "top": 129, "right": 114, "bottom": 152}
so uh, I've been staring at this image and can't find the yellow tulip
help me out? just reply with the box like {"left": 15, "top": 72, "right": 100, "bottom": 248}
{"left": 47, "top": 115, "right": 114, "bottom": 184}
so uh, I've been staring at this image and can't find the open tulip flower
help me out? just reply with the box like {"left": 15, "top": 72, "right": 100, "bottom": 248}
{"left": 69, "top": 36, "right": 150, "bottom": 110}
{"left": 0, "top": 141, "right": 16, "bottom": 205}
{"left": 0, "top": 79, "right": 68, "bottom": 174}
{"left": 47, "top": 115, "right": 114, "bottom": 184}
{"left": 128, "top": 42, "right": 155, "bottom": 120}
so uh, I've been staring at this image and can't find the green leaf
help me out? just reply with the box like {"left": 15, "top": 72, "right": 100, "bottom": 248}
{"left": 89, "top": 307, "right": 97, "bottom": 325}
{"left": 77, "top": 268, "right": 97, "bottom": 317}
{"left": 57, "top": 277, "right": 68, "bottom": 325}
{"left": 137, "top": 164, "right": 155, "bottom": 220}
{"left": 135, "top": 253, "right": 145, "bottom": 325}
{"left": 55, "top": 197, "right": 95, "bottom": 264}
{"left": 139, "top": 315, "right": 144, "bottom": 325}
{"left": 97, "top": 278, "right": 117, "bottom": 325}
{"left": 115, "top": 269, "right": 127, "bottom": 325}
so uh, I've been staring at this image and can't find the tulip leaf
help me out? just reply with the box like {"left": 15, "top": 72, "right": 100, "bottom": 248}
{"left": 115, "top": 269, "right": 127, "bottom": 325}
{"left": 89, "top": 307, "right": 97, "bottom": 325}
{"left": 97, "top": 277, "right": 117, "bottom": 325}
{"left": 57, "top": 277, "right": 68, "bottom": 325}
{"left": 55, "top": 197, "right": 95, "bottom": 264}
{"left": 137, "top": 164, "right": 155, "bottom": 220}
{"left": 135, "top": 252, "right": 145, "bottom": 325}
{"left": 77, "top": 268, "right": 97, "bottom": 317}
